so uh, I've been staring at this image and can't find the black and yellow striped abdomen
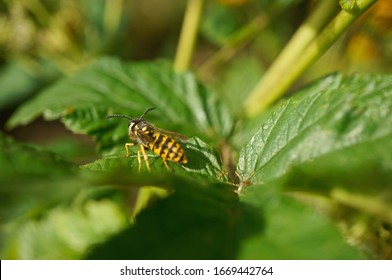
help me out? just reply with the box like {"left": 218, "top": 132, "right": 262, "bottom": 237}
{"left": 148, "top": 132, "right": 188, "bottom": 164}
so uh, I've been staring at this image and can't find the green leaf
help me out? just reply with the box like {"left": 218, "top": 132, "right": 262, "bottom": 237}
{"left": 239, "top": 185, "right": 365, "bottom": 259}
{"left": 236, "top": 73, "right": 392, "bottom": 258}
{"left": 83, "top": 172, "right": 362, "bottom": 260}
{"left": 282, "top": 142, "right": 392, "bottom": 196}
{"left": 86, "top": 177, "right": 261, "bottom": 259}
{"left": 7, "top": 58, "right": 233, "bottom": 148}
{"left": 83, "top": 136, "right": 229, "bottom": 181}
{"left": 0, "top": 132, "right": 76, "bottom": 179}
{"left": 3, "top": 200, "right": 127, "bottom": 259}
{"left": 201, "top": 2, "right": 243, "bottom": 46}
{"left": 0, "top": 133, "right": 129, "bottom": 259}
{"left": 0, "top": 133, "right": 80, "bottom": 223}
{"left": 279, "top": 138, "right": 392, "bottom": 228}
{"left": 237, "top": 74, "right": 392, "bottom": 186}
{"left": 211, "top": 55, "right": 264, "bottom": 116}
{"left": 0, "top": 62, "right": 58, "bottom": 111}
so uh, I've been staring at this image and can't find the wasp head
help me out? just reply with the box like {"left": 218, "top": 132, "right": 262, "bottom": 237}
{"left": 106, "top": 107, "right": 156, "bottom": 140}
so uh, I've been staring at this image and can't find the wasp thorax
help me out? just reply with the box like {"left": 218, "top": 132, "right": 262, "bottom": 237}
{"left": 128, "top": 119, "right": 155, "bottom": 143}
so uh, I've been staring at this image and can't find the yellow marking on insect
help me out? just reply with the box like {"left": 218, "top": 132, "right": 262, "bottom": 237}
{"left": 139, "top": 145, "right": 150, "bottom": 172}
{"left": 125, "top": 143, "right": 135, "bottom": 157}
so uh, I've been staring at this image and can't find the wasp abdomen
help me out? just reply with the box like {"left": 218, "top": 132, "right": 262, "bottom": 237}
{"left": 149, "top": 133, "right": 188, "bottom": 164}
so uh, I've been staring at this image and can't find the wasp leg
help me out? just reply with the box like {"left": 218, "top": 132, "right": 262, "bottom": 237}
{"left": 139, "top": 145, "right": 151, "bottom": 172}
{"left": 125, "top": 143, "right": 142, "bottom": 172}
{"left": 162, "top": 159, "right": 171, "bottom": 170}
{"left": 136, "top": 149, "right": 142, "bottom": 172}
{"left": 125, "top": 143, "right": 135, "bottom": 157}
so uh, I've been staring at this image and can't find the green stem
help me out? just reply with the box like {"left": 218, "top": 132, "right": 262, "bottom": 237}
{"left": 331, "top": 188, "right": 392, "bottom": 223}
{"left": 174, "top": 0, "right": 204, "bottom": 72}
{"left": 103, "top": 0, "right": 123, "bottom": 35}
{"left": 243, "top": 0, "right": 377, "bottom": 117}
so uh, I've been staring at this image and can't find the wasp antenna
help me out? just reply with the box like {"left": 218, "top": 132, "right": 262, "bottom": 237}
{"left": 139, "top": 107, "right": 156, "bottom": 119}
{"left": 106, "top": 114, "right": 133, "bottom": 120}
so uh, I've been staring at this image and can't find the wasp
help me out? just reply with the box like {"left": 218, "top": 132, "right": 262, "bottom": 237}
{"left": 106, "top": 108, "right": 188, "bottom": 172}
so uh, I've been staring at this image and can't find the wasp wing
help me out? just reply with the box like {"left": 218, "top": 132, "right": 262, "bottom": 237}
{"left": 154, "top": 127, "right": 188, "bottom": 141}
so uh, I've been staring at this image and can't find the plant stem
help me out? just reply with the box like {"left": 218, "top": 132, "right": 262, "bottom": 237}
{"left": 243, "top": 0, "right": 377, "bottom": 117}
{"left": 103, "top": 0, "right": 123, "bottom": 35}
{"left": 174, "top": 0, "right": 204, "bottom": 72}
{"left": 331, "top": 188, "right": 392, "bottom": 223}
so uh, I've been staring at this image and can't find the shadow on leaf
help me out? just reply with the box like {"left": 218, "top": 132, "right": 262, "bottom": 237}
{"left": 86, "top": 179, "right": 264, "bottom": 260}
